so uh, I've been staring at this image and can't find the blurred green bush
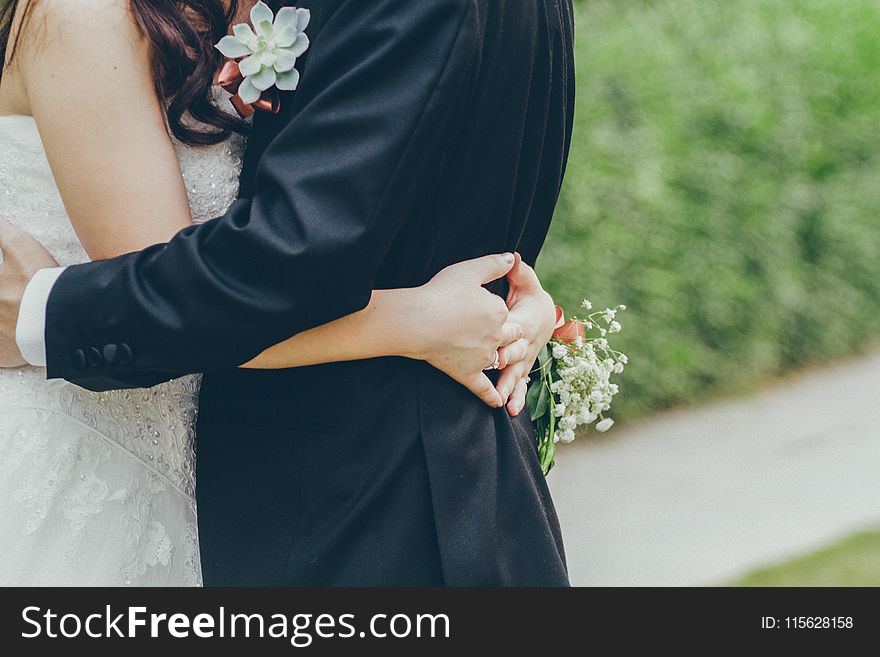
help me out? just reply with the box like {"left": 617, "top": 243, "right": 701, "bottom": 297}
{"left": 540, "top": 0, "right": 880, "bottom": 419}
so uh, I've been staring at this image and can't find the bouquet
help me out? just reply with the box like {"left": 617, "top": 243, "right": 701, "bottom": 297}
{"left": 527, "top": 300, "right": 628, "bottom": 475}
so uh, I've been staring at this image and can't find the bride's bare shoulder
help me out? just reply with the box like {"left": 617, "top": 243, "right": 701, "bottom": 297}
{"left": 8, "top": 0, "right": 155, "bottom": 114}
{"left": 12, "top": 0, "right": 150, "bottom": 74}
{"left": 17, "top": 0, "right": 138, "bottom": 34}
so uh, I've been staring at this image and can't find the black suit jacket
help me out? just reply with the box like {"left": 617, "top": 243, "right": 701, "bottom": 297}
{"left": 45, "top": 0, "right": 575, "bottom": 585}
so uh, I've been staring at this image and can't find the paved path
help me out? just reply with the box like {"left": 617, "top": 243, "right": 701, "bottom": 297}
{"left": 548, "top": 351, "right": 880, "bottom": 586}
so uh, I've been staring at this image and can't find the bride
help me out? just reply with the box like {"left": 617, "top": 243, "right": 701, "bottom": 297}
{"left": 0, "top": 0, "right": 554, "bottom": 585}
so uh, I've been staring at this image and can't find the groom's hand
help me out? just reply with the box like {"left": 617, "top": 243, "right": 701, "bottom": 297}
{"left": 0, "top": 219, "right": 59, "bottom": 367}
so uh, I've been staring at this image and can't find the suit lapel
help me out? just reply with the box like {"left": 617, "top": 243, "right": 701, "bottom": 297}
{"left": 238, "top": 0, "right": 335, "bottom": 197}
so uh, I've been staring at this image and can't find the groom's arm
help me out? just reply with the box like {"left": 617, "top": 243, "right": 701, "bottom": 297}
{"left": 29, "top": 0, "right": 478, "bottom": 391}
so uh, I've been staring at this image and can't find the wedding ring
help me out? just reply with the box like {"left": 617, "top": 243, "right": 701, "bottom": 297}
{"left": 484, "top": 350, "right": 501, "bottom": 371}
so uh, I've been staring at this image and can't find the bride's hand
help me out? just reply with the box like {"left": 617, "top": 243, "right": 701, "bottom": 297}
{"left": 402, "top": 254, "right": 523, "bottom": 408}
{"left": 495, "top": 254, "right": 557, "bottom": 417}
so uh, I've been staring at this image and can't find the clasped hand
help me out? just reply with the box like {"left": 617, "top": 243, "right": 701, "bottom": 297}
{"left": 412, "top": 252, "right": 556, "bottom": 417}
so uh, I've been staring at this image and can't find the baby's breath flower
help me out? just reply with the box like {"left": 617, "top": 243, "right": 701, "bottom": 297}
{"left": 559, "top": 429, "right": 576, "bottom": 444}
{"left": 596, "top": 418, "right": 615, "bottom": 433}
{"left": 581, "top": 299, "right": 593, "bottom": 310}
{"left": 531, "top": 297, "right": 628, "bottom": 474}
{"left": 559, "top": 416, "right": 577, "bottom": 431}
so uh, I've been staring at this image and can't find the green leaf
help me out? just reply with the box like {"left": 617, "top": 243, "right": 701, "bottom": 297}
{"left": 526, "top": 379, "right": 547, "bottom": 421}
{"left": 529, "top": 381, "right": 551, "bottom": 422}
{"left": 538, "top": 436, "right": 556, "bottom": 476}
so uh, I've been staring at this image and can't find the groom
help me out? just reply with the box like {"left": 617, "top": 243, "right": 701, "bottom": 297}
{"left": 0, "top": 0, "right": 574, "bottom": 585}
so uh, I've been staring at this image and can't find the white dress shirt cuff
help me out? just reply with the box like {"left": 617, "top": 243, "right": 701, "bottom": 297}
{"left": 15, "top": 266, "right": 67, "bottom": 367}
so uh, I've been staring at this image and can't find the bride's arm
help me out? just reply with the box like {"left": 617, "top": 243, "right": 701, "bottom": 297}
{"left": 15, "top": 0, "right": 193, "bottom": 260}
{"left": 244, "top": 257, "right": 557, "bottom": 413}
{"left": 12, "top": 0, "right": 537, "bottom": 408}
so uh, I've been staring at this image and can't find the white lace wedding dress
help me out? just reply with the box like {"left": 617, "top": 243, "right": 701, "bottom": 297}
{"left": 0, "top": 94, "right": 246, "bottom": 586}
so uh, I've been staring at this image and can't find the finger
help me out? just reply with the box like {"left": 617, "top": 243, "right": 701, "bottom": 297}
{"left": 464, "top": 371, "right": 504, "bottom": 408}
{"left": 506, "top": 253, "right": 540, "bottom": 292}
{"left": 497, "top": 338, "right": 529, "bottom": 370}
{"left": 457, "top": 253, "right": 516, "bottom": 285}
{"left": 505, "top": 252, "right": 523, "bottom": 304}
{"left": 495, "top": 360, "right": 527, "bottom": 405}
{"left": 507, "top": 377, "right": 530, "bottom": 417}
{"left": 498, "top": 321, "right": 524, "bottom": 348}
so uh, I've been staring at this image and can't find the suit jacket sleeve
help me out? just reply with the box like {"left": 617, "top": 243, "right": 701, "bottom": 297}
{"left": 45, "top": 0, "right": 477, "bottom": 391}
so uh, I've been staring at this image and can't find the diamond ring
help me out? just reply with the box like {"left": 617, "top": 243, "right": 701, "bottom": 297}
{"left": 484, "top": 350, "right": 501, "bottom": 371}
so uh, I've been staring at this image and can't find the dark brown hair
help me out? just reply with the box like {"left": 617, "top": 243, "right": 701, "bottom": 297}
{"left": 0, "top": 0, "right": 253, "bottom": 145}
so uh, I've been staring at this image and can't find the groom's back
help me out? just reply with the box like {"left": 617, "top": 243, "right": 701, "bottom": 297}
{"left": 199, "top": 0, "right": 574, "bottom": 586}
{"left": 377, "top": 0, "right": 575, "bottom": 285}
{"left": 241, "top": 0, "right": 575, "bottom": 281}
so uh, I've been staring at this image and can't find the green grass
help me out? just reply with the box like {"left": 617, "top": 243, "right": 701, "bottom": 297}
{"left": 541, "top": 0, "right": 880, "bottom": 420}
{"left": 731, "top": 528, "right": 880, "bottom": 586}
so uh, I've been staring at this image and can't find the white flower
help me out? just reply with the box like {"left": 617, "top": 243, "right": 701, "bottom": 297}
{"left": 596, "top": 418, "right": 615, "bottom": 433}
{"left": 216, "top": 2, "right": 311, "bottom": 104}
{"left": 534, "top": 296, "right": 628, "bottom": 472}
{"left": 581, "top": 299, "right": 593, "bottom": 310}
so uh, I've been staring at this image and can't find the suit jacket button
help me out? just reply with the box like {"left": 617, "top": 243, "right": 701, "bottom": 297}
{"left": 72, "top": 349, "right": 87, "bottom": 371}
{"left": 103, "top": 344, "right": 118, "bottom": 365}
{"left": 118, "top": 343, "right": 133, "bottom": 366}
{"left": 87, "top": 347, "right": 104, "bottom": 368}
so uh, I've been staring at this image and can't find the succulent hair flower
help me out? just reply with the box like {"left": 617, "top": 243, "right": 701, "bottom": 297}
{"left": 216, "top": 1, "right": 311, "bottom": 104}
